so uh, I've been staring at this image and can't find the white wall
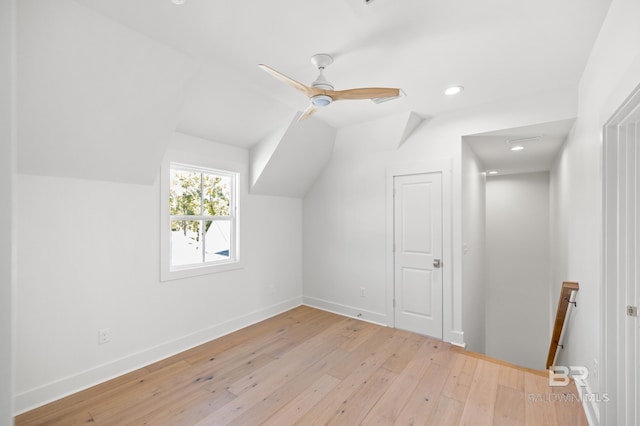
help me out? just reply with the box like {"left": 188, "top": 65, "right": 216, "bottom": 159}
{"left": 1, "top": 0, "right": 15, "bottom": 423}
{"left": 461, "top": 140, "right": 486, "bottom": 353}
{"left": 549, "top": 0, "right": 640, "bottom": 422}
{"left": 15, "top": 134, "right": 304, "bottom": 413}
{"left": 303, "top": 88, "right": 577, "bottom": 346}
{"left": 485, "top": 172, "right": 550, "bottom": 369}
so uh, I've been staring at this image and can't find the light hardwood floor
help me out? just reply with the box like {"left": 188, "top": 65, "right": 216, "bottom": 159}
{"left": 16, "top": 306, "right": 588, "bottom": 425}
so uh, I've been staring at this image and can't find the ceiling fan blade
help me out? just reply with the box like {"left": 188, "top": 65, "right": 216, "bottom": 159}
{"left": 329, "top": 87, "right": 400, "bottom": 101}
{"left": 298, "top": 104, "right": 317, "bottom": 121}
{"left": 258, "top": 64, "right": 314, "bottom": 97}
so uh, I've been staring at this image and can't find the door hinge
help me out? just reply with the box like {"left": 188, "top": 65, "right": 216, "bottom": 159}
{"left": 393, "top": 299, "right": 396, "bottom": 308}
{"left": 627, "top": 306, "right": 638, "bottom": 317}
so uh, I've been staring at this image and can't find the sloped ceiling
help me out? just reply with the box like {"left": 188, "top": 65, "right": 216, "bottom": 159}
{"left": 17, "top": 0, "right": 197, "bottom": 184}
{"left": 70, "top": 0, "right": 610, "bottom": 146}
{"left": 16, "top": 0, "right": 612, "bottom": 186}
{"left": 250, "top": 113, "right": 337, "bottom": 198}
{"left": 249, "top": 110, "right": 423, "bottom": 197}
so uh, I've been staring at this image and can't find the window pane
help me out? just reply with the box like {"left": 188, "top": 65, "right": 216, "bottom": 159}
{"left": 204, "top": 220, "right": 231, "bottom": 262}
{"left": 203, "top": 173, "right": 230, "bottom": 216}
{"left": 171, "top": 220, "right": 202, "bottom": 266}
{"left": 170, "top": 170, "right": 202, "bottom": 215}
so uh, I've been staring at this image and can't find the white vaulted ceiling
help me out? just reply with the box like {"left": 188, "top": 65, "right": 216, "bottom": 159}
{"left": 18, "top": 0, "right": 612, "bottom": 184}
{"left": 72, "top": 0, "right": 612, "bottom": 144}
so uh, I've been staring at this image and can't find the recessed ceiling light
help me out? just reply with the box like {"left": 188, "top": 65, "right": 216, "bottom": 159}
{"left": 487, "top": 170, "right": 498, "bottom": 175}
{"left": 444, "top": 85, "right": 464, "bottom": 96}
{"left": 506, "top": 135, "right": 540, "bottom": 151}
{"left": 171, "top": 0, "right": 186, "bottom": 4}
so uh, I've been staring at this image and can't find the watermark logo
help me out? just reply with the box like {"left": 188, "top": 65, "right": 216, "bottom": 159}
{"left": 525, "top": 365, "right": 611, "bottom": 404}
{"left": 548, "top": 365, "right": 589, "bottom": 387}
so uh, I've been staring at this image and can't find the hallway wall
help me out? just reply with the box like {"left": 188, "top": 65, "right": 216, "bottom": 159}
{"left": 549, "top": 0, "right": 640, "bottom": 422}
{"left": 485, "top": 172, "right": 551, "bottom": 369}
{"left": 461, "top": 140, "right": 487, "bottom": 353}
{"left": 1, "top": 0, "right": 16, "bottom": 422}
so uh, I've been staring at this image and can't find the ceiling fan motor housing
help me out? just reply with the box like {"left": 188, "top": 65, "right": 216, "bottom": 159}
{"left": 310, "top": 54, "right": 334, "bottom": 106}
{"left": 311, "top": 66, "right": 334, "bottom": 89}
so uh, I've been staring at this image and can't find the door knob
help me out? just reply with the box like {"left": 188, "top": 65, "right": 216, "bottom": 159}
{"left": 433, "top": 259, "right": 441, "bottom": 268}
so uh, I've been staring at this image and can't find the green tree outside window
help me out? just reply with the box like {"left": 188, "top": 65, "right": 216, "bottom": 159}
{"left": 170, "top": 170, "right": 230, "bottom": 242}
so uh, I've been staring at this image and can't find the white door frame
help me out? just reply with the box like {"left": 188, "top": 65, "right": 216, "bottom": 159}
{"left": 602, "top": 83, "right": 640, "bottom": 426}
{"left": 386, "top": 159, "right": 453, "bottom": 340}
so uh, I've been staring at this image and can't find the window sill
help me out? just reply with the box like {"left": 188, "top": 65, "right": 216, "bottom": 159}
{"left": 161, "top": 260, "right": 244, "bottom": 282}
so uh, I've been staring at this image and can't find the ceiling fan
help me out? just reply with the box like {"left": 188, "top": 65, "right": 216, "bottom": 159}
{"left": 259, "top": 53, "right": 400, "bottom": 121}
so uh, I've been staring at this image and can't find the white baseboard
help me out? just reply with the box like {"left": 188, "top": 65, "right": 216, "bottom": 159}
{"left": 303, "top": 297, "right": 466, "bottom": 348}
{"left": 575, "top": 378, "right": 600, "bottom": 426}
{"left": 302, "top": 296, "right": 388, "bottom": 326}
{"left": 15, "top": 296, "right": 302, "bottom": 415}
{"left": 447, "top": 330, "right": 466, "bottom": 348}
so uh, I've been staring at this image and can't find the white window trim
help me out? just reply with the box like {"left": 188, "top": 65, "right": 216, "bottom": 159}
{"left": 161, "top": 158, "right": 243, "bottom": 282}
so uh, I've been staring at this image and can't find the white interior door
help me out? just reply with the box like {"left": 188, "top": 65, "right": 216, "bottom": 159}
{"left": 393, "top": 172, "right": 443, "bottom": 338}
{"left": 603, "top": 88, "right": 640, "bottom": 426}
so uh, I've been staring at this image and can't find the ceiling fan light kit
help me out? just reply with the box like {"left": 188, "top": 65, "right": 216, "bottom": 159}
{"left": 311, "top": 94, "right": 332, "bottom": 107}
{"left": 259, "top": 53, "right": 400, "bottom": 121}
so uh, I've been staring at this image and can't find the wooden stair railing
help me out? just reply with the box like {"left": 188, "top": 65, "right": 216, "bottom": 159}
{"left": 546, "top": 281, "right": 579, "bottom": 369}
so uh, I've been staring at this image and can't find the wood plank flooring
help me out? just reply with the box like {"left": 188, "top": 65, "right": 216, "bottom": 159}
{"left": 16, "top": 306, "right": 588, "bottom": 425}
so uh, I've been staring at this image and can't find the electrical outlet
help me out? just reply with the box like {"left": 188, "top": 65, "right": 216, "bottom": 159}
{"left": 98, "top": 328, "right": 111, "bottom": 345}
{"left": 360, "top": 287, "right": 366, "bottom": 297}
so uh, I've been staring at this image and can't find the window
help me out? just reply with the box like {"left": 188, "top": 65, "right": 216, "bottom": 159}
{"left": 166, "top": 163, "right": 239, "bottom": 275}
